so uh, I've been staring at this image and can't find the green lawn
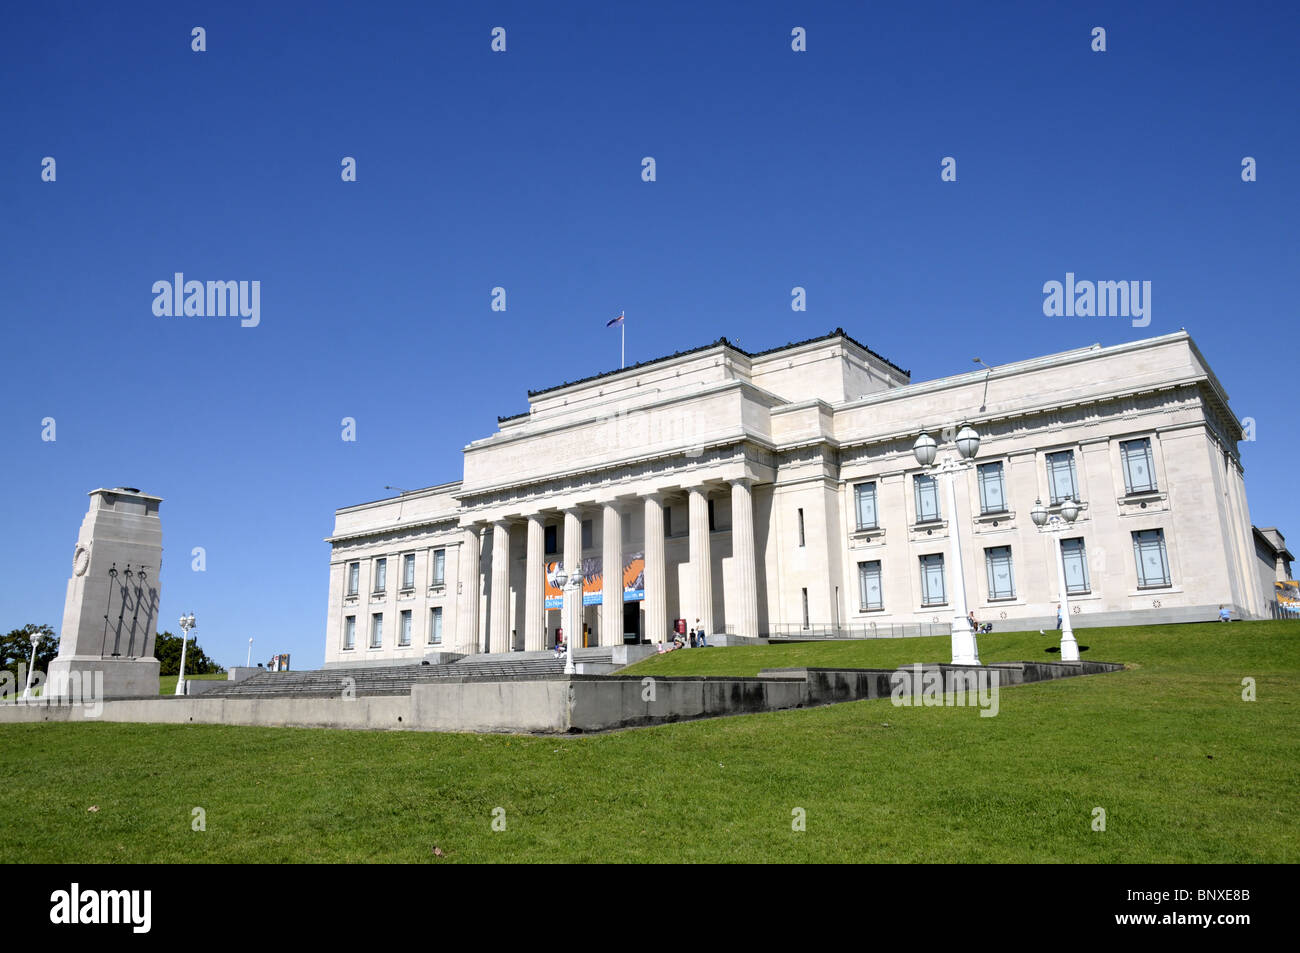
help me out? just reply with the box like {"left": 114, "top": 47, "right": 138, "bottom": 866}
{"left": 1, "top": 621, "right": 1295, "bottom": 863}
{"left": 158, "top": 673, "right": 228, "bottom": 695}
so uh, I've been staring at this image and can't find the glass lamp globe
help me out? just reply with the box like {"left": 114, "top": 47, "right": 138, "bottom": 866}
{"left": 1030, "top": 498, "right": 1048, "bottom": 527}
{"left": 955, "top": 424, "right": 980, "bottom": 460}
{"left": 913, "top": 433, "right": 938, "bottom": 467}
{"left": 1060, "top": 499, "right": 1080, "bottom": 523}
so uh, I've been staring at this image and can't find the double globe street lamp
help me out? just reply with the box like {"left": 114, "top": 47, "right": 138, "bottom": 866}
{"left": 175, "top": 612, "right": 197, "bottom": 696}
{"left": 21, "top": 629, "right": 42, "bottom": 700}
{"left": 551, "top": 566, "right": 584, "bottom": 675}
{"left": 913, "top": 424, "right": 982, "bottom": 666}
{"left": 1030, "top": 497, "right": 1082, "bottom": 662}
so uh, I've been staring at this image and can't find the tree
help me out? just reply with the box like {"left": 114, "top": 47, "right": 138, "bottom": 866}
{"left": 153, "top": 630, "right": 225, "bottom": 676}
{"left": 1, "top": 624, "right": 59, "bottom": 683}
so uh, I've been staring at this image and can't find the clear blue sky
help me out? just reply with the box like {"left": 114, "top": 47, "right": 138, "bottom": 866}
{"left": 2, "top": 0, "right": 1296, "bottom": 668}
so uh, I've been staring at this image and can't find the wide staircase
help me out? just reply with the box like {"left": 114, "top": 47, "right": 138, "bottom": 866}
{"left": 200, "top": 649, "right": 612, "bottom": 699}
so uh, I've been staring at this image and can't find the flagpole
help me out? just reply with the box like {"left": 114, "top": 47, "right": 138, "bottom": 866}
{"left": 621, "top": 318, "right": 625, "bottom": 369}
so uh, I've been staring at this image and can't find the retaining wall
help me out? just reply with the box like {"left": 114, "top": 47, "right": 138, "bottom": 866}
{"left": 0, "top": 660, "right": 1123, "bottom": 734}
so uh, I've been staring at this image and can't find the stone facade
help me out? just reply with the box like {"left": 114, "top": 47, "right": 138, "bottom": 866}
{"left": 323, "top": 329, "right": 1265, "bottom": 665}
{"left": 48, "top": 487, "right": 163, "bottom": 697}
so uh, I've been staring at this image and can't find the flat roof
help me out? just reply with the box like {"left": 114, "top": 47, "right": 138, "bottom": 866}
{"left": 523, "top": 327, "right": 910, "bottom": 400}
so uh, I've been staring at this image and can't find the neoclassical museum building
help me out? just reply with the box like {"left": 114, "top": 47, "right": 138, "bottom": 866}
{"left": 323, "top": 328, "right": 1272, "bottom": 665}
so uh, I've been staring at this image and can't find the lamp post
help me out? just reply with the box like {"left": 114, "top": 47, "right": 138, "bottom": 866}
{"left": 554, "top": 566, "right": 583, "bottom": 675}
{"left": 1031, "top": 497, "right": 1082, "bottom": 662}
{"left": 21, "top": 630, "right": 42, "bottom": 701}
{"left": 175, "top": 612, "right": 196, "bottom": 696}
{"left": 913, "top": 425, "right": 981, "bottom": 666}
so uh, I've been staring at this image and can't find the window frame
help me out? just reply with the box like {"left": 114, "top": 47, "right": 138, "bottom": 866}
{"left": 1045, "top": 450, "right": 1080, "bottom": 505}
{"left": 858, "top": 560, "right": 883, "bottom": 611}
{"left": 854, "top": 482, "right": 879, "bottom": 532}
{"left": 1060, "top": 537, "right": 1090, "bottom": 594}
{"left": 343, "top": 615, "right": 356, "bottom": 650}
{"left": 1132, "top": 528, "right": 1172, "bottom": 588}
{"left": 977, "top": 461, "right": 1008, "bottom": 515}
{"left": 984, "top": 545, "right": 1016, "bottom": 600}
{"left": 373, "top": 558, "right": 387, "bottom": 594}
{"left": 919, "top": 553, "right": 947, "bottom": 607}
{"left": 1120, "top": 438, "right": 1158, "bottom": 495}
{"left": 914, "top": 474, "right": 941, "bottom": 524}
{"left": 369, "top": 613, "right": 383, "bottom": 648}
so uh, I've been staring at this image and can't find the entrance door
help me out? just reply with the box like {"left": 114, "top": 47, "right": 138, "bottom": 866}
{"left": 623, "top": 602, "right": 641, "bottom": 644}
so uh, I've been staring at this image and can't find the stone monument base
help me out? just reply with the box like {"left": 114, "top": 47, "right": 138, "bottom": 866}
{"left": 45, "top": 656, "right": 160, "bottom": 700}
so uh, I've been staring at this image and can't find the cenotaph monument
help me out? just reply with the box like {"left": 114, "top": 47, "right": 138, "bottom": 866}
{"left": 46, "top": 487, "right": 163, "bottom": 699}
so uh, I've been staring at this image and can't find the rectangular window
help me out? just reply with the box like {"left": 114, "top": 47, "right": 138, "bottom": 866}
{"left": 914, "top": 474, "right": 941, "bottom": 523}
{"left": 347, "top": 562, "right": 360, "bottom": 596}
{"left": 399, "top": 609, "right": 412, "bottom": 646}
{"left": 1120, "top": 438, "right": 1157, "bottom": 494}
{"left": 402, "top": 553, "right": 416, "bottom": 589}
{"left": 663, "top": 506, "right": 672, "bottom": 538}
{"left": 858, "top": 561, "right": 883, "bottom": 610}
{"left": 429, "top": 606, "right": 443, "bottom": 644}
{"left": 1060, "top": 538, "right": 1090, "bottom": 594}
{"left": 1046, "top": 450, "right": 1079, "bottom": 504}
{"left": 854, "top": 482, "right": 878, "bottom": 531}
{"left": 797, "top": 508, "right": 806, "bottom": 547}
{"left": 582, "top": 519, "right": 593, "bottom": 549}
{"left": 977, "top": 462, "right": 1007, "bottom": 514}
{"left": 343, "top": 616, "right": 356, "bottom": 650}
{"left": 432, "top": 548, "right": 446, "bottom": 586}
{"left": 544, "top": 525, "right": 558, "bottom": 554}
{"left": 370, "top": 613, "right": 383, "bottom": 648}
{"left": 985, "top": 546, "right": 1015, "bottom": 600}
{"left": 919, "top": 554, "right": 946, "bottom": 606}
{"left": 373, "top": 558, "right": 387, "bottom": 593}
{"left": 801, "top": 587, "right": 810, "bottom": 627}
{"left": 1133, "top": 529, "right": 1171, "bottom": 587}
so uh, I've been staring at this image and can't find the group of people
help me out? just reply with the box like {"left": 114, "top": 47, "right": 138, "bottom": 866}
{"left": 965, "top": 611, "right": 995, "bottom": 635}
{"left": 658, "top": 619, "right": 709, "bottom": 653}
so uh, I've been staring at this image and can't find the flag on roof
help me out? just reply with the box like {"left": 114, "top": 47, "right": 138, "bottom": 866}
{"left": 606, "top": 311, "right": 625, "bottom": 327}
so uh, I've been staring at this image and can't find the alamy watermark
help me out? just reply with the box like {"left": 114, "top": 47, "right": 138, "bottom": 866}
{"left": 152, "top": 274, "right": 260, "bottom": 327}
{"left": 1042, "top": 272, "right": 1150, "bottom": 327}
{"left": 2, "top": 665, "right": 104, "bottom": 717}
{"left": 889, "top": 664, "right": 1000, "bottom": 717}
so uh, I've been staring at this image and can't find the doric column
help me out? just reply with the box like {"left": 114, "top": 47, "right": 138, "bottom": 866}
{"left": 643, "top": 492, "right": 667, "bottom": 643}
{"left": 489, "top": 520, "right": 512, "bottom": 654}
{"left": 524, "top": 515, "right": 545, "bottom": 651}
{"left": 689, "top": 487, "right": 714, "bottom": 635}
{"left": 601, "top": 502, "right": 623, "bottom": 646}
{"left": 456, "top": 523, "right": 481, "bottom": 656}
{"left": 564, "top": 508, "right": 582, "bottom": 647}
{"left": 730, "top": 479, "right": 759, "bottom": 638}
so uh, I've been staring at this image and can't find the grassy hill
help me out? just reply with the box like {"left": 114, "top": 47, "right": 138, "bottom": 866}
{"left": 0, "top": 621, "right": 1295, "bottom": 863}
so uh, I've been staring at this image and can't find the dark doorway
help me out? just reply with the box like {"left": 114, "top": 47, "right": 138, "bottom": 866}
{"left": 623, "top": 601, "right": 642, "bottom": 644}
